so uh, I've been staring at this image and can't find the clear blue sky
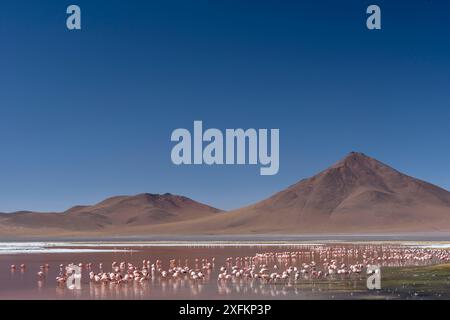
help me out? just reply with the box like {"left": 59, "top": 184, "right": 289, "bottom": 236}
{"left": 0, "top": 0, "right": 449, "bottom": 212}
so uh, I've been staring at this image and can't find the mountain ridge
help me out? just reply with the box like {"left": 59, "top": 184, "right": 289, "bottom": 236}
{"left": 0, "top": 193, "right": 222, "bottom": 231}
{"left": 1, "top": 152, "right": 450, "bottom": 236}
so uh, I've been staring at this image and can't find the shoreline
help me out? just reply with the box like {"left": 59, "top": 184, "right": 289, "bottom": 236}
{"left": 0, "top": 238, "right": 449, "bottom": 255}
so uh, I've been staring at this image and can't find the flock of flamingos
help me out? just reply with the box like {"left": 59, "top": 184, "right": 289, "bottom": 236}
{"left": 8, "top": 245, "right": 450, "bottom": 293}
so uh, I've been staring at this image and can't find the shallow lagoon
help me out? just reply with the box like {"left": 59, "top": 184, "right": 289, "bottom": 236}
{"left": 0, "top": 242, "right": 449, "bottom": 300}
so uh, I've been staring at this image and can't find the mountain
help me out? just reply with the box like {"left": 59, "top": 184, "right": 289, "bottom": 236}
{"left": 0, "top": 193, "right": 221, "bottom": 232}
{"left": 138, "top": 152, "right": 450, "bottom": 234}
{"left": 1, "top": 152, "right": 450, "bottom": 237}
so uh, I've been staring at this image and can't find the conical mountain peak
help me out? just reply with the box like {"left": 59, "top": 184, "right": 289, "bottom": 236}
{"left": 331, "top": 152, "right": 383, "bottom": 169}
{"left": 187, "top": 152, "right": 450, "bottom": 234}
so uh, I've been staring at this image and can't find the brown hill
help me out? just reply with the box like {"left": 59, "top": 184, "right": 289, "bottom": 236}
{"left": 0, "top": 193, "right": 221, "bottom": 231}
{"left": 1, "top": 152, "right": 450, "bottom": 237}
{"left": 136, "top": 152, "right": 450, "bottom": 234}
